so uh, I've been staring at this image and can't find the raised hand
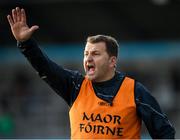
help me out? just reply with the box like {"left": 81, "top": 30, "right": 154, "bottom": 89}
{"left": 7, "top": 7, "right": 39, "bottom": 42}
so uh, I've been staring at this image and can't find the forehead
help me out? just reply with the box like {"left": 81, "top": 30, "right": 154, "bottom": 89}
{"left": 84, "top": 42, "right": 106, "bottom": 52}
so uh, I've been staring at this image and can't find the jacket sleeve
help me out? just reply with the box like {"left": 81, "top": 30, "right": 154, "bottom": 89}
{"left": 17, "top": 39, "right": 84, "bottom": 106}
{"left": 135, "top": 81, "right": 175, "bottom": 139}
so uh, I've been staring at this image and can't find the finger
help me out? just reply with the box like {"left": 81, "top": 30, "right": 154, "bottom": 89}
{"left": 12, "top": 9, "right": 17, "bottom": 22}
{"left": 21, "top": 8, "right": 26, "bottom": 23}
{"left": 16, "top": 7, "right": 21, "bottom": 22}
{"left": 29, "top": 25, "right": 39, "bottom": 33}
{"left": 7, "top": 15, "right": 14, "bottom": 26}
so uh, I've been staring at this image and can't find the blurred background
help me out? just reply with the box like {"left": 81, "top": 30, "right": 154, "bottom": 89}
{"left": 0, "top": 0, "right": 180, "bottom": 138}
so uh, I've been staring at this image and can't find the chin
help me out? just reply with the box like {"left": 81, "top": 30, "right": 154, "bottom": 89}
{"left": 86, "top": 75, "right": 96, "bottom": 81}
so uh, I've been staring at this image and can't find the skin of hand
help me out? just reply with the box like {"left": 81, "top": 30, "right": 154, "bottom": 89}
{"left": 7, "top": 7, "right": 39, "bottom": 42}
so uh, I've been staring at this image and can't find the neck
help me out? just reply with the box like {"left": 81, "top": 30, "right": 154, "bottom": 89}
{"left": 93, "top": 71, "right": 117, "bottom": 85}
{"left": 93, "top": 69, "right": 116, "bottom": 83}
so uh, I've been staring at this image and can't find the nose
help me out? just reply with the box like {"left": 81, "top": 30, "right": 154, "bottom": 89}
{"left": 85, "top": 54, "right": 93, "bottom": 62}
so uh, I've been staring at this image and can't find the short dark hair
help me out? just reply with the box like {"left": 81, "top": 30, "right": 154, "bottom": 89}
{"left": 86, "top": 35, "right": 119, "bottom": 57}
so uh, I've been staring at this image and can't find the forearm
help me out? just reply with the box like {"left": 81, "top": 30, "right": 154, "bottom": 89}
{"left": 17, "top": 39, "right": 49, "bottom": 74}
{"left": 17, "top": 39, "right": 79, "bottom": 105}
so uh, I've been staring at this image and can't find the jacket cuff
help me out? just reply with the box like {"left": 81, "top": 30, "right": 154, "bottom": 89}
{"left": 17, "top": 38, "right": 37, "bottom": 52}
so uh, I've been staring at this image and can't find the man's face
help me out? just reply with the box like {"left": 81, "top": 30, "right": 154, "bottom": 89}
{"left": 83, "top": 42, "right": 116, "bottom": 82}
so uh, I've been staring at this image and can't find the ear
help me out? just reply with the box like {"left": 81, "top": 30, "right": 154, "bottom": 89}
{"left": 109, "top": 56, "right": 117, "bottom": 68}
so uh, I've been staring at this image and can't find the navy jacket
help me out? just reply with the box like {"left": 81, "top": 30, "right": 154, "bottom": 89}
{"left": 17, "top": 39, "right": 175, "bottom": 139}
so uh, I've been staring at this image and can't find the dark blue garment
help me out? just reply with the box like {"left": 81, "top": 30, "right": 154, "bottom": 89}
{"left": 17, "top": 39, "right": 175, "bottom": 139}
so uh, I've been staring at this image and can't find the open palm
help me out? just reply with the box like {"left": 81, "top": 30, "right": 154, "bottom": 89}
{"left": 7, "top": 7, "right": 39, "bottom": 42}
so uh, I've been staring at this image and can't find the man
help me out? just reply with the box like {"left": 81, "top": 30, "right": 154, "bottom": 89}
{"left": 7, "top": 7, "right": 175, "bottom": 139}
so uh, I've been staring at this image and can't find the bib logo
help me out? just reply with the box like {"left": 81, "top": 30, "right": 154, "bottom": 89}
{"left": 98, "top": 101, "right": 112, "bottom": 106}
{"left": 79, "top": 112, "right": 123, "bottom": 136}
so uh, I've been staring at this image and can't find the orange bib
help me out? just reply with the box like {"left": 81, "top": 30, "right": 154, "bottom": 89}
{"left": 69, "top": 77, "right": 141, "bottom": 139}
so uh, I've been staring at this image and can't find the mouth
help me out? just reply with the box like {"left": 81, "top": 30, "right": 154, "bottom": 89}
{"left": 87, "top": 64, "right": 95, "bottom": 75}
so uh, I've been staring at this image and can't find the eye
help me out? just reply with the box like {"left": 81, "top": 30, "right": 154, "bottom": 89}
{"left": 84, "top": 52, "right": 88, "bottom": 56}
{"left": 94, "top": 52, "right": 100, "bottom": 56}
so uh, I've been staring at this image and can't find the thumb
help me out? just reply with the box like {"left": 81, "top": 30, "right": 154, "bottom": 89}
{"left": 29, "top": 25, "right": 39, "bottom": 33}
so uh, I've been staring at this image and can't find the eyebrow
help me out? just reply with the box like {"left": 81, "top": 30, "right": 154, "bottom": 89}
{"left": 84, "top": 49, "right": 101, "bottom": 53}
